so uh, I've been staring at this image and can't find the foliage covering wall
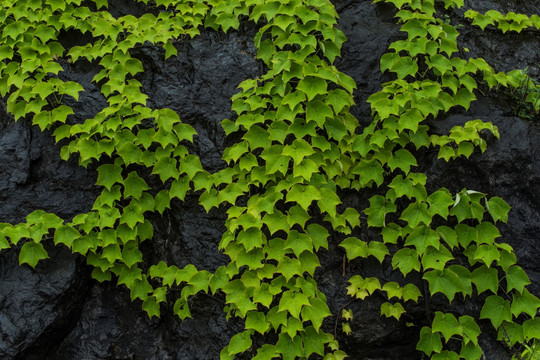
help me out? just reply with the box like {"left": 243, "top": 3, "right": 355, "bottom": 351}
{"left": 0, "top": 0, "right": 539, "bottom": 359}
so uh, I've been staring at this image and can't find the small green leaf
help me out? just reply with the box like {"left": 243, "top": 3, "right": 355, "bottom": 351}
{"left": 380, "top": 301, "right": 405, "bottom": 320}
{"left": 485, "top": 197, "right": 511, "bottom": 223}
{"left": 19, "top": 242, "right": 49, "bottom": 268}
{"left": 340, "top": 237, "right": 367, "bottom": 260}
{"left": 403, "top": 283, "right": 422, "bottom": 302}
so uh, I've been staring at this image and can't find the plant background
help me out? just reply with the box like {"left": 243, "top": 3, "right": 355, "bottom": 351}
{"left": 0, "top": 0, "right": 538, "bottom": 359}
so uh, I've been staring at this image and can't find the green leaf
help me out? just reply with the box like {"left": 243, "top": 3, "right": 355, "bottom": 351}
{"left": 505, "top": 265, "right": 531, "bottom": 294}
{"left": 301, "top": 297, "right": 331, "bottom": 332}
{"left": 340, "top": 237, "right": 367, "bottom": 260}
{"left": 398, "top": 108, "right": 423, "bottom": 132}
{"left": 381, "top": 223, "right": 402, "bottom": 244}
{"left": 122, "top": 241, "right": 143, "bottom": 268}
{"left": 486, "top": 197, "right": 511, "bottom": 223}
{"left": 278, "top": 290, "right": 310, "bottom": 319}
{"left": 471, "top": 266, "right": 498, "bottom": 294}
{"left": 480, "top": 295, "right": 512, "bottom": 329}
{"left": 54, "top": 225, "right": 80, "bottom": 247}
{"left": 306, "top": 100, "right": 333, "bottom": 126}
{"left": 19, "top": 241, "right": 49, "bottom": 268}
{"left": 459, "top": 315, "right": 481, "bottom": 345}
{"left": 306, "top": 224, "right": 329, "bottom": 251}
{"left": 244, "top": 125, "right": 271, "bottom": 150}
{"left": 400, "top": 202, "right": 431, "bottom": 228}
{"left": 102, "top": 244, "right": 122, "bottom": 263}
{"left": 123, "top": 172, "right": 150, "bottom": 199}
{"left": 142, "top": 296, "right": 160, "bottom": 319}
{"left": 432, "top": 351, "right": 459, "bottom": 360}
{"left": 238, "top": 228, "right": 265, "bottom": 252}
{"left": 368, "top": 241, "right": 389, "bottom": 263}
{"left": 427, "top": 188, "right": 454, "bottom": 219}
{"left": 277, "top": 257, "right": 302, "bottom": 282}
{"left": 404, "top": 225, "right": 439, "bottom": 255}
{"left": 388, "top": 149, "right": 417, "bottom": 174}
{"left": 523, "top": 318, "right": 540, "bottom": 340}
{"left": 423, "top": 267, "right": 464, "bottom": 302}
{"left": 284, "top": 231, "right": 312, "bottom": 257}
{"left": 417, "top": 326, "right": 443, "bottom": 356}
{"left": 326, "top": 89, "right": 352, "bottom": 114}
{"left": 381, "top": 282, "right": 402, "bottom": 300}
{"left": 432, "top": 312, "right": 461, "bottom": 343}
{"left": 303, "top": 326, "right": 329, "bottom": 357}
{"left": 392, "top": 248, "right": 421, "bottom": 276}
{"left": 473, "top": 244, "right": 500, "bottom": 268}
{"left": 364, "top": 195, "right": 396, "bottom": 227}
{"left": 0, "top": 45, "right": 14, "bottom": 61}
{"left": 380, "top": 301, "right": 405, "bottom": 320}
{"left": 96, "top": 164, "right": 123, "bottom": 191}
{"left": 152, "top": 156, "right": 178, "bottom": 183}
{"left": 511, "top": 289, "right": 540, "bottom": 317}
{"left": 261, "top": 145, "right": 290, "bottom": 175}
{"left": 296, "top": 76, "right": 327, "bottom": 101}
{"left": 286, "top": 184, "right": 322, "bottom": 211}
{"left": 246, "top": 311, "right": 270, "bottom": 334}
{"left": 403, "top": 283, "right": 422, "bottom": 302}
{"left": 60, "top": 81, "right": 84, "bottom": 101}
{"left": 460, "top": 342, "right": 482, "bottom": 359}
{"left": 227, "top": 331, "right": 252, "bottom": 356}
{"left": 355, "top": 159, "right": 384, "bottom": 187}
{"left": 436, "top": 226, "right": 458, "bottom": 249}
{"left": 120, "top": 203, "right": 144, "bottom": 229}
{"left": 170, "top": 176, "right": 190, "bottom": 201}
{"left": 275, "top": 333, "right": 303, "bottom": 360}
{"left": 453, "top": 88, "right": 476, "bottom": 111}
{"left": 421, "top": 246, "right": 453, "bottom": 271}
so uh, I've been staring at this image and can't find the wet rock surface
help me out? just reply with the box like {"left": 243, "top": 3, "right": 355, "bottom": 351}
{"left": 0, "top": 0, "right": 539, "bottom": 359}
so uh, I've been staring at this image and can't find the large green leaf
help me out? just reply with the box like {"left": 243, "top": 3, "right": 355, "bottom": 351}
{"left": 423, "top": 267, "right": 464, "bottom": 302}
{"left": 416, "top": 326, "right": 443, "bottom": 356}
{"left": 297, "top": 76, "right": 327, "bottom": 101}
{"left": 480, "top": 295, "right": 511, "bottom": 328}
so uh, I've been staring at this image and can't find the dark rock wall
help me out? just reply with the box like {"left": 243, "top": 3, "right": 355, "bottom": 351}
{"left": 0, "top": 1, "right": 538, "bottom": 359}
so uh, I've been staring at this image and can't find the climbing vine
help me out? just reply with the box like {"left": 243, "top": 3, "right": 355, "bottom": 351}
{"left": 0, "top": 0, "right": 538, "bottom": 359}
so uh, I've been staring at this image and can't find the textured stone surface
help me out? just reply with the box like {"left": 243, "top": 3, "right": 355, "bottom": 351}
{"left": 0, "top": 1, "right": 538, "bottom": 359}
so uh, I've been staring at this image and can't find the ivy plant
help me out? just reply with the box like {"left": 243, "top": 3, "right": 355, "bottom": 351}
{"left": 0, "top": 0, "right": 538, "bottom": 359}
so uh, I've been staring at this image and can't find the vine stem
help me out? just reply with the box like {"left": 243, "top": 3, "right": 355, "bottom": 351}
{"left": 334, "top": 300, "right": 354, "bottom": 339}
